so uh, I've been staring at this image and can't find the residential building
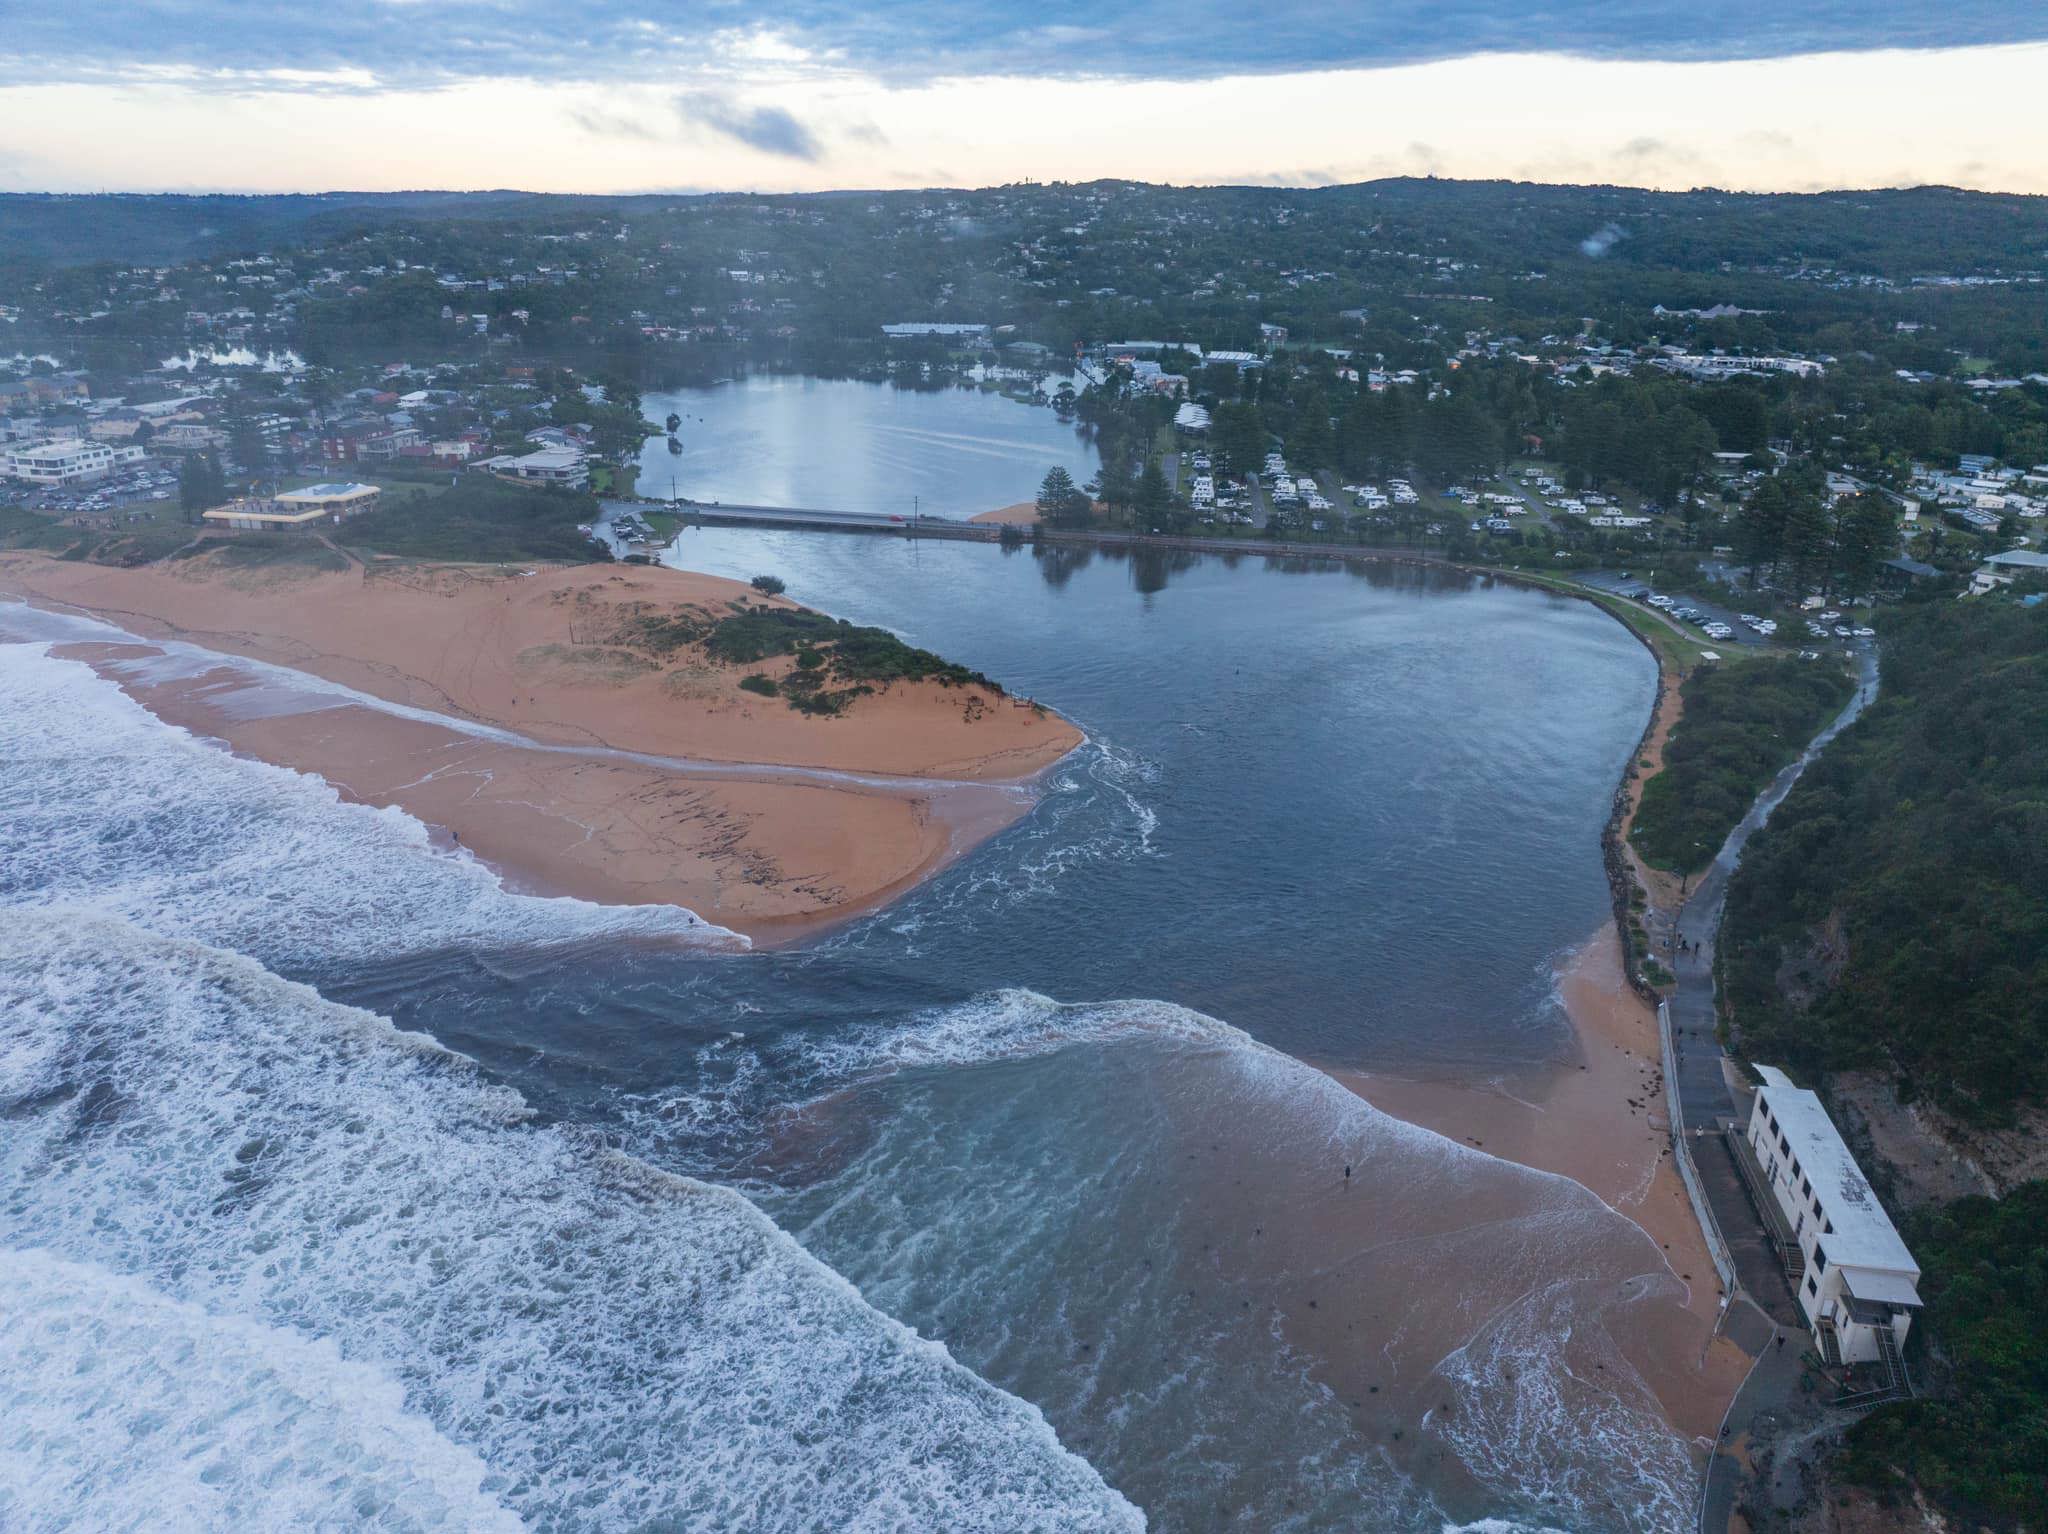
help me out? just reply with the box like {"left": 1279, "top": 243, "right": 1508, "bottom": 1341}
{"left": 481, "top": 446, "right": 588, "bottom": 488}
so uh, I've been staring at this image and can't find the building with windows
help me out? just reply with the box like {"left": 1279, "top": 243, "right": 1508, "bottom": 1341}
{"left": 202, "top": 482, "right": 380, "bottom": 529}
{"left": 480, "top": 446, "right": 588, "bottom": 488}
{"left": 5, "top": 437, "right": 120, "bottom": 485}
{"left": 1740, "top": 1067, "right": 1920, "bottom": 1384}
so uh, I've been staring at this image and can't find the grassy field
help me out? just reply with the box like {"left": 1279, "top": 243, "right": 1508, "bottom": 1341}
{"left": 335, "top": 482, "right": 607, "bottom": 564}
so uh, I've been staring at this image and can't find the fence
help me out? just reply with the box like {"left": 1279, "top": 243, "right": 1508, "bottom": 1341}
{"left": 1659, "top": 999, "right": 1739, "bottom": 1298}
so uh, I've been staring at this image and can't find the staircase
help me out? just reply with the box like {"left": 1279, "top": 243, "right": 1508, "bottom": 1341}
{"left": 1873, "top": 1320, "right": 1910, "bottom": 1399}
{"left": 1835, "top": 1318, "right": 1911, "bottom": 1411}
{"left": 1816, "top": 1317, "right": 1842, "bottom": 1368}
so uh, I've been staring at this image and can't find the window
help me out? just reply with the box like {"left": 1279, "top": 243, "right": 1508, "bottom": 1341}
{"left": 1813, "top": 1246, "right": 1827, "bottom": 1274}
{"left": 1807, "top": 1275, "right": 1818, "bottom": 1296}
{"left": 1800, "top": 1178, "right": 1812, "bottom": 1199}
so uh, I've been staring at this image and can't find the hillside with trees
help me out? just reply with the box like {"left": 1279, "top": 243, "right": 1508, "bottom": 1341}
{"left": 1721, "top": 600, "right": 2047, "bottom": 1121}
{"left": 1837, "top": 1183, "right": 2048, "bottom": 1529}
{"left": 1630, "top": 657, "right": 1855, "bottom": 874}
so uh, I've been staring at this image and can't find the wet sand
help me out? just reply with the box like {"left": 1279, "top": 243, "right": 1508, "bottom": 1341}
{"left": 3, "top": 552, "right": 1081, "bottom": 942}
{"left": 1342, "top": 926, "right": 1752, "bottom": 1446}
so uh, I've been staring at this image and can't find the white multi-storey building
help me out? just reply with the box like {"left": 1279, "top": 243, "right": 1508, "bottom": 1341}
{"left": 1745, "top": 1067, "right": 1921, "bottom": 1376}
{"left": 6, "top": 436, "right": 119, "bottom": 485}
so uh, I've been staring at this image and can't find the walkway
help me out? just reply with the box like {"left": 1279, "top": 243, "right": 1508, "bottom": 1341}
{"left": 1661, "top": 645, "right": 1881, "bottom": 1529}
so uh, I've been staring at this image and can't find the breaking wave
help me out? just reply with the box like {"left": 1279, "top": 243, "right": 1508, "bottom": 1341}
{"left": 0, "top": 1248, "right": 524, "bottom": 1533}
{"left": 0, "top": 641, "right": 739, "bottom": 961}
{"left": 0, "top": 912, "right": 1143, "bottom": 1532}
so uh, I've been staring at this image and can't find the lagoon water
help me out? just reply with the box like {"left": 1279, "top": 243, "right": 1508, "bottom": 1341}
{"left": 2, "top": 400, "right": 1690, "bottom": 1531}
{"left": 633, "top": 374, "right": 1100, "bottom": 516}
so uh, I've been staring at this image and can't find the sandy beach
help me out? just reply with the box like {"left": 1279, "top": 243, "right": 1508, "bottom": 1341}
{"left": 1, "top": 550, "right": 1081, "bottom": 940}
{"left": 969, "top": 501, "right": 1042, "bottom": 525}
{"left": 1341, "top": 925, "right": 1752, "bottom": 1445}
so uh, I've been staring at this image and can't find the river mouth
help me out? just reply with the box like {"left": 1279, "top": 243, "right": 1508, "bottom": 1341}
{"left": 3, "top": 520, "right": 1725, "bottom": 1530}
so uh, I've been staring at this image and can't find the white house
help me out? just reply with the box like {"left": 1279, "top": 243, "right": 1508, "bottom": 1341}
{"left": 1745, "top": 1067, "right": 1920, "bottom": 1377}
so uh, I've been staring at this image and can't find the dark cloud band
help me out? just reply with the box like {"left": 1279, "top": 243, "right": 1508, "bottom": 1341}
{"left": 4, "top": 0, "right": 2043, "bottom": 89}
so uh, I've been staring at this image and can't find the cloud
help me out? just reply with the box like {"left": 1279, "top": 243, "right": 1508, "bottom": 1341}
{"left": 571, "top": 106, "right": 661, "bottom": 141}
{"left": 674, "top": 92, "right": 823, "bottom": 160}
{"left": 3, "top": 0, "right": 2046, "bottom": 91}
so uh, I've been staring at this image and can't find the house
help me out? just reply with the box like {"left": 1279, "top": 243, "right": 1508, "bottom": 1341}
{"left": 1738, "top": 1067, "right": 1920, "bottom": 1386}
{"left": 480, "top": 446, "right": 588, "bottom": 488}
{"left": 1875, "top": 556, "right": 1939, "bottom": 591}
{"left": 0, "top": 373, "right": 90, "bottom": 414}
{"left": 1173, "top": 402, "right": 1211, "bottom": 434}
{"left": 154, "top": 422, "right": 228, "bottom": 453}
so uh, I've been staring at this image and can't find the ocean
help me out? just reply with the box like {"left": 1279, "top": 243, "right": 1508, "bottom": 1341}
{"left": 1, "top": 530, "right": 1693, "bottom": 1531}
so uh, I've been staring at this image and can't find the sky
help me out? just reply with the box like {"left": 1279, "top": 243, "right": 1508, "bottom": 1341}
{"left": 2, "top": 3, "right": 2046, "bottom": 195}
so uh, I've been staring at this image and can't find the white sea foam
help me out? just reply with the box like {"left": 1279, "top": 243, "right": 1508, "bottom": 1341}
{"left": 0, "top": 641, "right": 742, "bottom": 959}
{"left": 0, "top": 912, "right": 1144, "bottom": 1532}
{"left": 0, "top": 1248, "right": 525, "bottom": 1533}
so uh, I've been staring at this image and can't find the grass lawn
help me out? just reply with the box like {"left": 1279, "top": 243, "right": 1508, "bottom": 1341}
{"left": 1516, "top": 570, "right": 1738, "bottom": 672}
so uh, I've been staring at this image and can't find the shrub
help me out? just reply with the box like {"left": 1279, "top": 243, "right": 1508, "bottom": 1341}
{"left": 750, "top": 574, "right": 786, "bottom": 594}
{"left": 737, "top": 673, "right": 779, "bottom": 697}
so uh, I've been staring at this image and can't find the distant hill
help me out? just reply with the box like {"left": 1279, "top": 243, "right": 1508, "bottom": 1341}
{"left": 5, "top": 179, "right": 2047, "bottom": 275}
{"left": 0, "top": 191, "right": 626, "bottom": 267}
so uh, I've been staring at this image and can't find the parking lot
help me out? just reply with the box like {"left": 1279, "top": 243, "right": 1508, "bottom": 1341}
{"left": 1575, "top": 569, "right": 1773, "bottom": 646}
{"left": 1576, "top": 569, "right": 1876, "bottom": 655}
{"left": 10, "top": 461, "right": 184, "bottom": 519}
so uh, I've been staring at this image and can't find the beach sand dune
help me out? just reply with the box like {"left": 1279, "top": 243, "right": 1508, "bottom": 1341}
{"left": 2, "top": 551, "right": 1081, "bottom": 941}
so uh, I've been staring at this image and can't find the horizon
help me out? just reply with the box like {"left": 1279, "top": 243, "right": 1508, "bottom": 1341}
{"left": 8, "top": 170, "right": 2048, "bottom": 202}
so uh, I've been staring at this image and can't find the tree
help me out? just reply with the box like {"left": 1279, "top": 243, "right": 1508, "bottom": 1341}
{"left": 1134, "top": 458, "right": 1174, "bottom": 530}
{"left": 1833, "top": 493, "right": 1899, "bottom": 595}
{"left": 1036, "top": 466, "right": 1090, "bottom": 527}
{"left": 178, "top": 452, "right": 227, "bottom": 518}
{"left": 1211, "top": 401, "right": 1267, "bottom": 477}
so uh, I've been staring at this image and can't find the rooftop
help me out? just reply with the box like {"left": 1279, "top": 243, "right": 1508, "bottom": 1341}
{"left": 1754, "top": 1066, "right": 1918, "bottom": 1277}
{"left": 280, "top": 481, "right": 376, "bottom": 500}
